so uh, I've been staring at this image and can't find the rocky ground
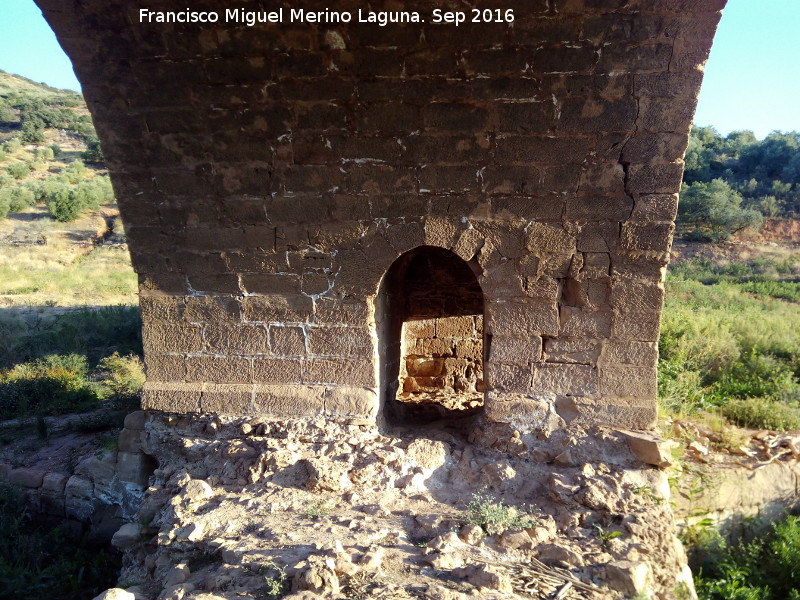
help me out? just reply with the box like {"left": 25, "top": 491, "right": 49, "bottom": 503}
{"left": 97, "top": 413, "right": 693, "bottom": 600}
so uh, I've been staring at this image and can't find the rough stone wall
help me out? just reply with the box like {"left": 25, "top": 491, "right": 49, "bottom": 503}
{"left": 36, "top": 0, "right": 726, "bottom": 429}
{"left": 399, "top": 316, "right": 484, "bottom": 408}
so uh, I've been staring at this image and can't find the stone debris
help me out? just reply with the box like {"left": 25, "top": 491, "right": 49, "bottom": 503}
{"left": 94, "top": 413, "right": 696, "bottom": 600}
{"left": 92, "top": 589, "right": 136, "bottom": 600}
{"left": 621, "top": 430, "right": 675, "bottom": 468}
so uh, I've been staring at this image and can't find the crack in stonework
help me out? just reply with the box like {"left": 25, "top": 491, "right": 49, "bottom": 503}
{"left": 617, "top": 96, "right": 642, "bottom": 220}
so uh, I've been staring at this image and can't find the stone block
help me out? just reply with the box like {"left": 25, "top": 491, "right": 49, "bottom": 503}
{"left": 544, "top": 338, "right": 602, "bottom": 365}
{"left": 559, "top": 307, "right": 613, "bottom": 338}
{"left": 601, "top": 340, "right": 658, "bottom": 367}
{"left": 252, "top": 384, "right": 326, "bottom": 415}
{"left": 486, "top": 301, "right": 559, "bottom": 337}
{"left": 199, "top": 383, "right": 253, "bottom": 413}
{"left": 599, "top": 366, "right": 658, "bottom": 398}
{"left": 307, "top": 326, "right": 374, "bottom": 358}
{"left": 489, "top": 335, "right": 543, "bottom": 365}
{"left": 252, "top": 358, "right": 302, "bottom": 383}
{"left": 118, "top": 429, "right": 144, "bottom": 453}
{"left": 186, "top": 356, "right": 253, "bottom": 384}
{"left": 612, "top": 308, "right": 663, "bottom": 342}
{"left": 144, "top": 354, "right": 187, "bottom": 381}
{"left": 493, "top": 196, "right": 565, "bottom": 222}
{"left": 484, "top": 395, "right": 563, "bottom": 431}
{"left": 141, "top": 382, "right": 201, "bottom": 412}
{"left": 484, "top": 362, "right": 532, "bottom": 393}
{"left": 324, "top": 387, "right": 378, "bottom": 418}
{"left": 241, "top": 294, "right": 314, "bottom": 323}
{"left": 9, "top": 468, "right": 44, "bottom": 489}
{"left": 558, "top": 396, "right": 657, "bottom": 429}
{"left": 41, "top": 472, "right": 69, "bottom": 494}
{"left": 631, "top": 193, "right": 679, "bottom": 222}
{"left": 116, "top": 452, "right": 155, "bottom": 487}
{"left": 525, "top": 222, "right": 576, "bottom": 254}
{"left": 203, "top": 325, "right": 269, "bottom": 354}
{"left": 621, "top": 430, "right": 674, "bottom": 468}
{"left": 523, "top": 276, "right": 560, "bottom": 301}
{"left": 531, "top": 364, "right": 598, "bottom": 396}
{"left": 627, "top": 162, "right": 684, "bottom": 195}
{"left": 304, "top": 359, "right": 376, "bottom": 387}
{"left": 435, "top": 317, "right": 477, "bottom": 339}
{"left": 123, "top": 410, "right": 147, "bottom": 430}
{"left": 496, "top": 102, "right": 553, "bottom": 134}
{"left": 142, "top": 320, "right": 203, "bottom": 352}
{"left": 619, "top": 221, "right": 675, "bottom": 252}
{"left": 270, "top": 326, "right": 307, "bottom": 355}
{"left": 565, "top": 194, "right": 632, "bottom": 221}
{"left": 183, "top": 296, "right": 241, "bottom": 323}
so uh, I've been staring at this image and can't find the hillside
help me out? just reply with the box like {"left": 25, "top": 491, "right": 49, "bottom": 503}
{"left": 0, "top": 70, "right": 136, "bottom": 310}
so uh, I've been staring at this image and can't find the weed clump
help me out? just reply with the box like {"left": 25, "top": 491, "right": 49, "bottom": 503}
{"left": 464, "top": 489, "right": 538, "bottom": 536}
{"left": 694, "top": 514, "right": 800, "bottom": 600}
{"left": 721, "top": 398, "right": 800, "bottom": 431}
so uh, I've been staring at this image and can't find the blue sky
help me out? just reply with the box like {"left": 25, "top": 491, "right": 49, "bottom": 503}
{"left": 0, "top": 0, "right": 798, "bottom": 139}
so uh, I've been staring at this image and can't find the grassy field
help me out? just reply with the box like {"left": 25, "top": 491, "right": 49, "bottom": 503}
{"left": 659, "top": 248, "right": 800, "bottom": 429}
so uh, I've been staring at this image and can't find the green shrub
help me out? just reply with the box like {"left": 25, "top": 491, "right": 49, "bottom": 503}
{"left": 5, "top": 161, "right": 30, "bottom": 180}
{"left": 81, "top": 137, "right": 104, "bottom": 163}
{"left": 695, "top": 514, "right": 800, "bottom": 600}
{"left": 62, "top": 160, "right": 87, "bottom": 184}
{"left": 34, "top": 147, "right": 54, "bottom": 162}
{"left": 45, "top": 185, "right": 83, "bottom": 221}
{"left": 0, "top": 306, "right": 142, "bottom": 370}
{"left": 721, "top": 399, "right": 800, "bottom": 431}
{"left": 464, "top": 490, "right": 537, "bottom": 536}
{"left": 0, "top": 354, "right": 100, "bottom": 418}
{"left": 0, "top": 185, "right": 36, "bottom": 214}
{"left": 97, "top": 352, "right": 145, "bottom": 399}
{"left": 2, "top": 138, "right": 21, "bottom": 154}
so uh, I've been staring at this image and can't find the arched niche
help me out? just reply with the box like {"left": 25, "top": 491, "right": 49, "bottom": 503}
{"left": 376, "top": 246, "right": 485, "bottom": 425}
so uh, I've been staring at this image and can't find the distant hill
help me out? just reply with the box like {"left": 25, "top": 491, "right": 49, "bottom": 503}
{"left": 0, "top": 69, "right": 79, "bottom": 97}
{"left": 0, "top": 70, "right": 110, "bottom": 224}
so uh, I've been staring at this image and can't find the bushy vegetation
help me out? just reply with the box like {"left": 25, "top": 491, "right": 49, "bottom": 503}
{"left": 659, "top": 255, "right": 800, "bottom": 429}
{"left": 0, "top": 306, "right": 142, "bottom": 370}
{"left": 0, "top": 351, "right": 143, "bottom": 419}
{"left": 464, "top": 489, "right": 538, "bottom": 536}
{"left": 1, "top": 71, "right": 111, "bottom": 223}
{"left": 0, "top": 483, "right": 120, "bottom": 600}
{"left": 678, "top": 127, "right": 800, "bottom": 241}
{"left": 695, "top": 514, "right": 800, "bottom": 600}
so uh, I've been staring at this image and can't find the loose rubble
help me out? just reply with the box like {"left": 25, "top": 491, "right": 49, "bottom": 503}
{"left": 100, "top": 413, "right": 694, "bottom": 600}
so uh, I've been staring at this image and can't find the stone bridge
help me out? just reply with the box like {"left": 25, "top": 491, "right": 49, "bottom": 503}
{"left": 36, "top": 0, "right": 725, "bottom": 431}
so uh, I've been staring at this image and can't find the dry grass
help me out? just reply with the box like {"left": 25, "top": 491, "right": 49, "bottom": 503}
{"left": 0, "top": 205, "right": 137, "bottom": 307}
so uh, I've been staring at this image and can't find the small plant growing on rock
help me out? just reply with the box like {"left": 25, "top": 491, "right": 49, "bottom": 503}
{"left": 464, "top": 489, "right": 537, "bottom": 536}
{"left": 594, "top": 524, "right": 623, "bottom": 550}
{"left": 303, "top": 498, "right": 337, "bottom": 521}
{"left": 258, "top": 561, "right": 288, "bottom": 598}
{"left": 631, "top": 484, "right": 663, "bottom": 505}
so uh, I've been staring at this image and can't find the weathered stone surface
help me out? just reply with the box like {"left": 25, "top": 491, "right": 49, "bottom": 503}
{"left": 8, "top": 468, "right": 44, "bottom": 489}
{"left": 111, "top": 523, "right": 141, "bottom": 549}
{"left": 606, "top": 560, "right": 651, "bottom": 595}
{"left": 36, "top": 0, "right": 723, "bottom": 430}
{"left": 622, "top": 430, "right": 675, "bottom": 468}
{"left": 92, "top": 589, "right": 136, "bottom": 600}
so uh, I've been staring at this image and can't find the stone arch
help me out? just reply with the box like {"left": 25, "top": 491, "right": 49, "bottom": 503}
{"left": 376, "top": 246, "right": 485, "bottom": 425}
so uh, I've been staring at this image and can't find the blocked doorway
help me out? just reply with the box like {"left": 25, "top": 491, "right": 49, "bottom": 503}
{"left": 377, "top": 246, "right": 485, "bottom": 424}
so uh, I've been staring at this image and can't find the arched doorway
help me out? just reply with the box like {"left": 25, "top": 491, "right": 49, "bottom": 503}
{"left": 376, "top": 246, "right": 485, "bottom": 424}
